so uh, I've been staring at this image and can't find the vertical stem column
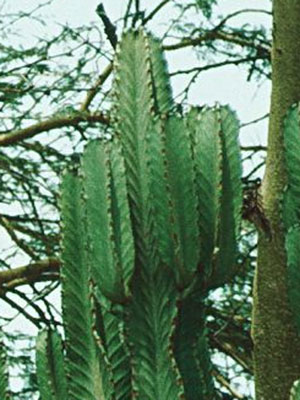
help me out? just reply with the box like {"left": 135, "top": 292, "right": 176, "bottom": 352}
{"left": 253, "top": 1, "right": 300, "bottom": 399}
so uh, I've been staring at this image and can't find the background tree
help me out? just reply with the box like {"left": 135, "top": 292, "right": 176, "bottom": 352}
{"left": 0, "top": 1, "right": 273, "bottom": 398}
{"left": 252, "top": 1, "right": 300, "bottom": 399}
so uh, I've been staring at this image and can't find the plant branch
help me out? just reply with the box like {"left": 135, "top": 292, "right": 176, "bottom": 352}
{"left": 212, "top": 369, "right": 246, "bottom": 399}
{"left": 211, "top": 333, "right": 253, "bottom": 374}
{"left": 0, "top": 112, "right": 109, "bottom": 147}
{"left": 214, "top": 8, "right": 272, "bottom": 31}
{"left": 2, "top": 293, "right": 42, "bottom": 328}
{"left": 80, "top": 62, "right": 113, "bottom": 111}
{"left": 96, "top": 3, "right": 118, "bottom": 49}
{"left": 142, "top": 0, "right": 171, "bottom": 25}
{"left": 0, "top": 216, "right": 37, "bottom": 259}
{"left": 0, "top": 258, "right": 60, "bottom": 291}
{"left": 240, "top": 113, "right": 269, "bottom": 128}
{"left": 241, "top": 145, "right": 267, "bottom": 152}
{"left": 170, "top": 56, "right": 260, "bottom": 76}
{"left": 163, "top": 30, "right": 271, "bottom": 59}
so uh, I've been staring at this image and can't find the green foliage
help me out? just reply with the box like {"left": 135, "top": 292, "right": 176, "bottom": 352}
{"left": 175, "top": 0, "right": 217, "bottom": 19}
{"left": 195, "top": 0, "right": 217, "bottom": 18}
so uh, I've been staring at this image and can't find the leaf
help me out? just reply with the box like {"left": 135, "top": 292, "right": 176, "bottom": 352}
{"left": 211, "top": 106, "right": 242, "bottom": 287}
{"left": 60, "top": 171, "right": 108, "bottom": 400}
{"left": 36, "top": 329, "right": 67, "bottom": 400}
{"left": 0, "top": 335, "right": 9, "bottom": 400}
{"left": 128, "top": 265, "right": 184, "bottom": 399}
{"left": 189, "top": 107, "right": 222, "bottom": 277}
{"left": 285, "top": 226, "right": 300, "bottom": 335}
{"left": 164, "top": 115, "right": 200, "bottom": 286}
{"left": 283, "top": 104, "right": 300, "bottom": 230}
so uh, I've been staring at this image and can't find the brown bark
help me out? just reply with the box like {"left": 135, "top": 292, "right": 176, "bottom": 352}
{"left": 0, "top": 259, "right": 60, "bottom": 293}
{"left": 0, "top": 112, "right": 108, "bottom": 147}
{"left": 252, "top": 1, "right": 300, "bottom": 399}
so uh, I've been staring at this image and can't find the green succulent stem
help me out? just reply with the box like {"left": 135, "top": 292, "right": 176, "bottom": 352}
{"left": 32, "top": 29, "right": 243, "bottom": 400}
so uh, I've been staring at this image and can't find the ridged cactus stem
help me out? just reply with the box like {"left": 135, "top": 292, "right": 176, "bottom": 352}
{"left": 33, "top": 29, "right": 243, "bottom": 400}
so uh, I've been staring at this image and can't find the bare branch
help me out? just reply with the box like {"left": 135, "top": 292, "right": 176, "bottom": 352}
{"left": 241, "top": 145, "right": 267, "bottom": 152}
{"left": 80, "top": 62, "right": 113, "bottom": 111}
{"left": 96, "top": 3, "right": 118, "bottom": 49}
{"left": 212, "top": 369, "right": 246, "bottom": 399}
{"left": 170, "top": 56, "right": 259, "bottom": 76}
{"left": 163, "top": 30, "right": 271, "bottom": 59}
{"left": 240, "top": 113, "right": 269, "bottom": 128}
{"left": 0, "top": 258, "right": 60, "bottom": 290}
{"left": 2, "top": 294, "right": 42, "bottom": 328}
{"left": 214, "top": 8, "right": 272, "bottom": 31}
{"left": 0, "top": 112, "right": 108, "bottom": 147}
{"left": 142, "top": 0, "right": 171, "bottom": 25}
{"left": 0, "top": 216, "right": 37, "bottom": 259}
{"left": 211, "top": 335, "right": 252, "bottom": 375}
{"left": 124, "top": 0, "right": 134, "bottom": 28}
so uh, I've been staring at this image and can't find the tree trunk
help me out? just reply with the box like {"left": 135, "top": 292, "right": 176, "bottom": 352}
{"left": 252, "top": 1, "right": 300, "bottom": 399}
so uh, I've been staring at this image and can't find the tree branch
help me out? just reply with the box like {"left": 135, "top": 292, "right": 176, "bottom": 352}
{"left": 170, "top": 56, "right": 260, "bottom": 76}
{"left": 163, "top": 30, "right": 271, "bottom": 60}
{"left": 240, "top": 113, "right": 269, "bottom": 128}
{"left": 211, "top": 335, "right": 253, "bottom": 374}
{"left": 212, "top": 369, "right": 246, "bottom": 399}
{"left": 0, "top": 216, "right": 37, "bottom": 259}
{"left": 96, "top": 3, "right": 118, "bottom": 49}
{"left": 0, "top": 112, "right": 109, "bottom": 147}
{"left": 2, "top": 293, "right": 42, "bottom": 328}
{"left": 241, "top": 145, "right": 267, "bottom": 152}
{"left": 0, "top": 258, "right": 60, "bottom": 292}
{"left": 80, "top": 62, "right": 113, "bottom": 111}
{"left": 214, "top": 8, "right": 272, "bottom": 31}
{"left": 142, "top": 0, "right": 171, "bottom": 25}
